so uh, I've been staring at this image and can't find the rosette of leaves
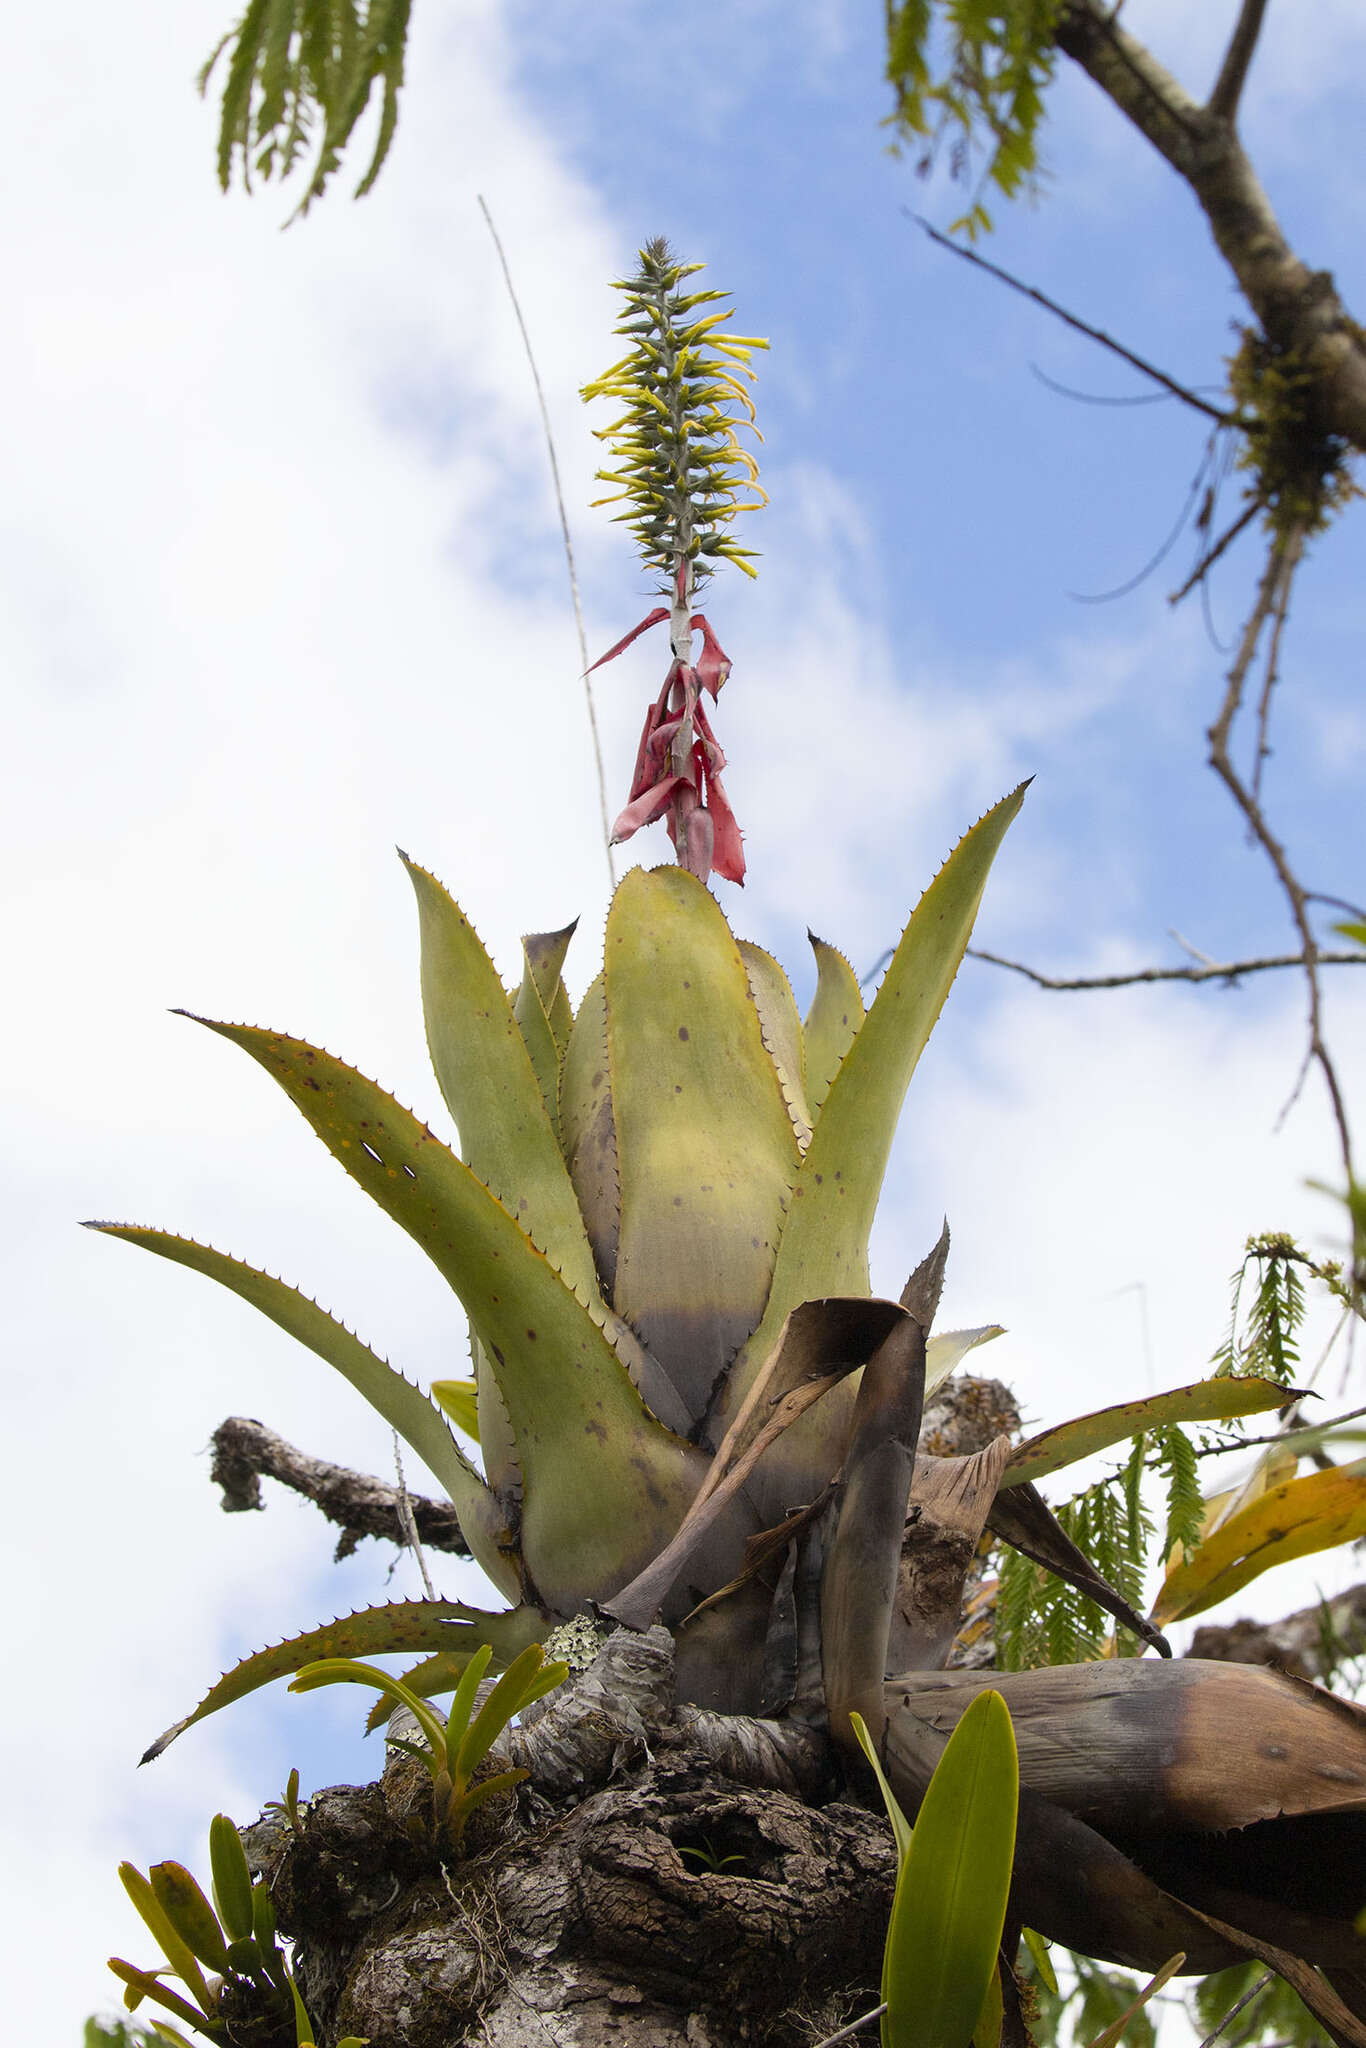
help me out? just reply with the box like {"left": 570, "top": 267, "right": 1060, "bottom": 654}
{"left": 93, "top": 788, "right": 1027, "bottom": 1742}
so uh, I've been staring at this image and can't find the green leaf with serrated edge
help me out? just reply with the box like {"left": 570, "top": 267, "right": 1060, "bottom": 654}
{"left": 738, "top": 939, "right": 813, "bottom": 1149}
{"left": 1152, "top": 1458, "right": 1366, "bottom": 1623}
{"left": 149, "top": 1863, "right": 229, "bottom": 1974}
{"left": 803, "top": 933, "right": 864, "bottom": 1116}
{"left": 181, "top": 1022, "right": 707, "bottom": 1609}
{"left": 559, "top": 971, "right": 620, "bottom": 1290}
{"left": 118, "top": 1867, "right": 215, "bottom": 2015}
{"left": 362, "top": 1653, "right": 469, "bottom": 1733}
{"left": 141, "top": 1600, "right": 545, "bottom": 1760}
{"left": 512, "top": 947, "right": 563, "bottom": 1134}
{"left": 716, "top": 788, "right": 1027, "bottom": 1511}
{"left": 290, "top": 1659, "right": 451, "bottom": 1763}
{"left": 472, "top": 1334, "right": 518, "bottom": 1497}
{"left": 881, "top": 1690, "right": 1018, "bottom": 2048}
{"left": 401, "top": 857, "right": 600, "bottom": 1306}
{"left": 430, "top": 1376, "right": 479, "bottom": 1441}
{"left": 516, "top": 921, "right": 577, "bottom": 1062}
{"left": 1003, "top": 1376, "right": 1294, "bottom": 1491}
{"left": 209, "top": 1815, "right": 254, "bottom": 1943}
{"left": 607, "top": 867, "right": 800, "bottom": 1428}
{"left": 89, "top": 1227, "right": 515, "bottom": 1599}
{"left": 926, "top": 1325, "right": 1004, "bottom": 1398}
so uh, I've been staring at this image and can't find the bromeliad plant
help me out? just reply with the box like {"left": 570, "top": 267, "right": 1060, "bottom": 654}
{"left": 94, "top": 244, "right": 1366, "bottom": 2043}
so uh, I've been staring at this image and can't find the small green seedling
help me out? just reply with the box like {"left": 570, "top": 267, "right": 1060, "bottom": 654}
{"left": 262, "top": 1766, "right": 307, "bottom": 1834}
{"left": 289, "top": 1640, "right": 567, "bottom": 1847}
{"left": 108, "top": 1814, "right": 364, "bottom": 2047}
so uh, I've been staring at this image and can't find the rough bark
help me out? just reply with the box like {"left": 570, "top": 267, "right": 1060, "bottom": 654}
{"left": 244, "top": 1635, "right": 890, "bottom": 2048}
{"left": 1054, "top": 0, "right": 1366, "bottom": 452}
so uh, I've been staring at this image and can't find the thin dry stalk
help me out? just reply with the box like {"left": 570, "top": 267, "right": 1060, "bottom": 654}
{"left": 477, "top": 195, "right": 616, "bottom": 887}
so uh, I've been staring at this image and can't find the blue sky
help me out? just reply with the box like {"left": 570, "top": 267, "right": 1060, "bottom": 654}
{"left": 5, "top": 2, "right": 1365, "bottom": 2033}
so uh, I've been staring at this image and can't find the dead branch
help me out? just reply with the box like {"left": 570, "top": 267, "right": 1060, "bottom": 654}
{"left": 966, "top": 945, "right": 1365, "bottom": 992}
{"left": 1206, "top": 520, "right": 1355, "bottom": 1178}
{"left": 210, "top": 1415, "right": 472, "bottom": 1561}
{"left": 1054, "top": 1, "right": 1366, "bottom": 451}
{"left": 1188, "top": 1580, "right": 1366, "bottom": 1683}
{"left": 909, "top": 213, "right": 1239, "bottom": 426}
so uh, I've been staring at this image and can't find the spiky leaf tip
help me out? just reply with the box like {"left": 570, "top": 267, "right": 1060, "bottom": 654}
{"left": 580, "top": 237, "right": 769, "bottom": 587}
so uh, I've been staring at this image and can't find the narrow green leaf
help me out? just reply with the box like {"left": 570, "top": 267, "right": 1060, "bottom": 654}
{"left": 1085, "top": 1955, "right": 1186, "bottom": 2048}
{"left": 850, "top": 1709, "right": 913, "bottom": 1862}
{"left": 446, "top": 1641, "right": 495, "bottom": 1752}
{"left": 176, "top": 1021, "right": 707, "bottom": 1609}
{"left": 718, "top": 788, "right": 1026, "bottom": 1514}
{"left": 149, "top": 1863, "right": 229, "bottom": 1974}
{"left": 882, "top": 1689, "right": 1018, "bottom": 2048}
{"left": 973, "top": 1963, "right": 1003, "bottom": 2048}
{"left": 209, "top": 1815, "right": 254, "bottom": 1944}
{"left": 106, "top": 1962, "right": 207, "bottom": 2035}
{"left": 401, "top": 857, "right": 600, "bottom": 1304}
{"left": 361, "top": 1652, "right": 474, "bottom": 1732}
{"left": 803, "top": 932, "right": 864, "bottom": 1115}
{"left": 1004, "top": 1376, "right": 1294, "bottom": 1491}
{"left": 290, "top": 1972, "right": 315, "bottom": 2045}
{"left": 89, "top": 1227, "right": 514, "bottom": 1597}
{"left": 117, "top": 1867, "right": 214, "bottom": 2015}
{"left": 289, "top": 1657, "right": 450, "bottom": 1761}
{"left": 142, "top": 1600, "right": 546, "bottom": 1760}
{"left": 452, "top": 1766, "right": 528, "bottom": 1817}
{"left": 1022, "top": 1928, "right": 1057, "bottom": 1995}
{"left": 456, "top": 1643, "right": 566, "bottom": 1780}
{"left": 607, "top": 866, "right": 800, "bottom": 1427}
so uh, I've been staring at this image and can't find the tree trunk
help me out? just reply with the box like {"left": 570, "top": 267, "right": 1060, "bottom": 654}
{"left": 251, "top": 1632, "right": 892, "bottom": 2048}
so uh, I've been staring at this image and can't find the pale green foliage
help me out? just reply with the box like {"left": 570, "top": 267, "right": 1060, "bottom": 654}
{"left": 200, "top": 0, "right": 411, "bottom": 217}
{"left": 85, "top": 2023, "right": 156, "bottom": 2048}
{"left": 997, "top": 1425, "right": 1201, "bottom": 1670}
{"left": 884, "top": 1, "right": 1062, "bottom": 236}
{"left": 998, "top": 1436, "right": 1149, "bottom": 1668}
{"left": 580, "top": 239, "right": 769, "bottom": 585}
{"left": 1210, "top": 1229, "right": 1355, "bottom": 1382}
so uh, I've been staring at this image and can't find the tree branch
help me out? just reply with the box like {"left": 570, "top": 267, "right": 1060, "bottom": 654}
{"left": 1207, "top": 0, "right": 1271, "bottom": 124}
{"left": 910, "top": 213, "right": 1239, "bottom": 426}
{"left": 1054, "top": 0, "right": 1366, "bottom": 450}
{"left": 1188, "top": 1580, "right": 1366, "bottom": 1683}
{"left": 1206, "top": 522, "right": 1355, "bottom": 1179}
{"left": 966, "top": 945, "right": 1366, "bottom": 992}
{"left": 210, "top": 1415, "right": 472, "bottom": 1560}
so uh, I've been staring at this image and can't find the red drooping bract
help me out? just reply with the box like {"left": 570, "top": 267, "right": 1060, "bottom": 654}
{"left": 590, "top": 608, "right": 744, "bottom": 886}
